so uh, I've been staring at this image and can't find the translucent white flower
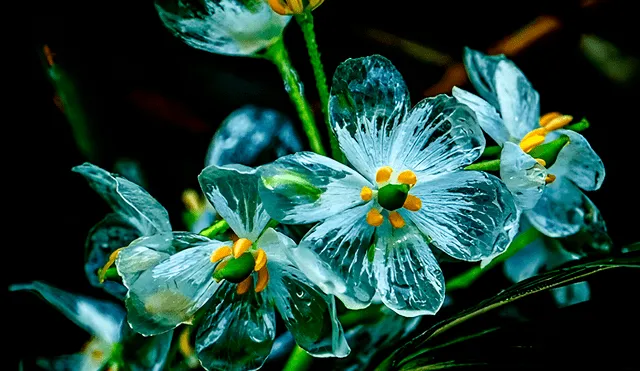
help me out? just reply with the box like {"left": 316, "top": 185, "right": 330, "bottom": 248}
{"left": 155, "top": 0, "right": 291, "bottom": 57}
{"left": 115, "top": 165, "right": 348, "bottom": 371}
{"left": 453, "top": 48, "right": 606, "bottom": 237}
{"left": 259, "top": 55, "right": 519, "bottom": 317}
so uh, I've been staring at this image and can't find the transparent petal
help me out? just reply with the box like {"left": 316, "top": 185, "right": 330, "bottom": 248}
{"left": 258, "top": 152, "right": 372, "bottom": 224}
{"left": 548, "top": 130, "right": 605, "bottom": 191}
{"left": 73, "top": 163, "right": 171, "bottom": 235}
{"left": 155, "top": 0, "right": 291, "bottom": 57}
{"left": 525, "top": 177, "right": 595, "bottom": 238}
{"left": 462, "top": 47, "right": 507, "bottom": 107}
{"left": 388, "top": 94, "right": 485, "bottom": 176}
{"left": 266, "top": 259, "right": 349, "bottom": 357}
{"left": 406, "top": 171, "right": 519, "bottom": 261}
{"left": 205, "top": 105, "right": 302, "bottom": 167}
{"left": 494, "top": 60, "right": 540, "bottom": 140}
{"left": 199, "top": 165, "right": 271, "bottom": 241}
{"left": 123, "top": 242, "right": 225, "bottom": 336}
{"left": 373, "top": 223, "right": 445, "bottom": 317}
{"left": 292, "top": 203, "right": 376, "bottom": 309}
{"left": 550, "top": 281, "right": 591, "bottom": 308}
{"left": 503, "top": 237, "right": 548, "bottom": 283}
{"left": 452, "top": 86, "right": 510, "bottom": 145}
{"left": 255, "top": 228, "right": 295, "bottom": 264}
{"left": 196, "top": 282, "right": 276, "bottom": 371}
{"left": 9, "top": 282, "right": 124, "bottom": 344}
{"left": 126, "top": 331, "right": 174, "bottom": 371}
{"left": 330, "top": 54, "right": 410, "bottom": 179}
{"left": 500, "top": 142, "right": 547, "bottom": 210}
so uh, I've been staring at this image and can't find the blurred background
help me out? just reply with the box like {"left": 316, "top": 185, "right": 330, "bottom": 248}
{"left": 12, "top": 0, "right": 639, "bottom": 369}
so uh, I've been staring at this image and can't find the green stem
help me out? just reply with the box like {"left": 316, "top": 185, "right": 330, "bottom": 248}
{"left": 565, "top": 117, "right": 589, "bottom": 132}
{"left": 199, "top": 219, "right": 229, "bottom": 238}
{"left": 446, "top": 227, "right": 540, "bottom": 291}
{"left": 481, "top": 145, "right": 502, "bottom": 158}
{"left": 295, "top": 10, "right": 344, "bottom": 162}
{"left": 265, "top": 38, "right": 327, "bottom": 156}
{"left": 282, "top": 345, "right": 314, "bottom": 371}
{"left": 464, "top": 158, "right": 500, "bottom": 172}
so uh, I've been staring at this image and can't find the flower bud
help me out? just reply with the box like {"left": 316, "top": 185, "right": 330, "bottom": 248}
{"left": 268, "top": 0, "right": 324, "bottom": 15}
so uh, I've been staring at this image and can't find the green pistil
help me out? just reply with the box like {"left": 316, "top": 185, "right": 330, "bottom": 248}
{"left": 378, "top": 183, "right": 410, "bottom": 210}
{"left": 213, "top": 253, "right": 255, "bottom": 283}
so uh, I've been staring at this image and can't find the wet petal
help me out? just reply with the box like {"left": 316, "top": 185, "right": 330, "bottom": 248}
{"left": 389, "top": 94, "right": 485, "bottom": 176}
{"left": 500, "top": 142, "right": 547, "bottom": 210}
{"left": 73, "top": 163, "right": 171, "bottom": 235}
{"left": 155, "top": 0, "right": 291, "bottom": 56}
{"left": 374, "top": 223, "right": 445, "bottom": 317}
{"left": 452, "top": 86, "right": 510, "bottom": 145}
{"left": 503, "top": 237, "right": 548, "bottom": 283}
{"left": 196, "top": 282, "right": 276, "bottom": 371}
{"left": 548, "top": 130, "right": 605, "bottom": 191}
{"left": 293, "top": 203, "right": 377, "bottom": 309}
{"left": 9, "top": 282, "right": 124, "bottom": 344}
{"left": 123, "top": 242, "right": 225, "bottom": 336}
{"left": 406, "top": 171, "right": 519, "bottom": 261}
{"left": 463, "top": 47, "right": 507, "bottom": 107}
{"left": 330, "top": 55, "right": 410, "bottom": 179}
{"left": 259, "top": 152, "right": 372, "bottom": 224}
{"left": 199, "top": 165, "right": 271, "bottom": 241}
{"left": 126, "top": 331, "right": 174, "bottom": 371}
{"left": 494, "top": 60, "right": 540, "bottom": 140}
{"left": 206, "top": 105, "right": 302, "bottom": 167}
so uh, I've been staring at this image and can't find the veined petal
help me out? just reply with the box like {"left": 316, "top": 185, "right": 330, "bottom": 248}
{"left": 123, "top": 242, "right": 225, "bottom": 336}
{"left": 548, "top": 130, "right": 605, "bottom": 191}
{"left": 463, "top": 47, "right": 507, "bottom": 107}
{"left": 500, "top": 142, "right": 547, "bottom": 210}
{"left": 196, "top": 282, "right": 276, "bottom": 371}
{"left": 256, "top": 228, "right": 295, "bottom": 264}
{"left": 405, "top": 171, "right": 519, "bottom": 261}
{"left": 293, "top": 203, "right": 377, "bottom": 309}
{"left": 374, "top": 223, "right": 445, "bottom": 317}
{"left": 73, "top": 163, "right": 171, "bottom": 235}
{"left": 205, "top": 105, "right": 302, "bottom": 167}
{"left": 127, "top": 331, "right": 174, "bottom": 371}
{"left": 9, "top": 282, "right": 124, "bottom": 345}
{"left": 259, "top": 152, "right": 372, "bottom": 224}
{"left": 389, "top": 94, "right": 485, "bottom": 176}
{"left": 452, "top": 86, "right": 510, "bottom": 145}
{"left": 494, "top": 60, "right": 540, "bottom": 140}
{"left": 199, "top": 165, "right": 271, "bottom": 241}
{"left": 330, "top": 55, "right": 410, "bottom": 179}
{"left": 155, "top": 0, "right": 291, "bottom": 57}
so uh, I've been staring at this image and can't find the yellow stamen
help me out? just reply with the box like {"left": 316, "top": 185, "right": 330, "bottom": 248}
{"left": 233, "top": 238, "right": 253, "bottom": 258}
{"left": 91, "top": 349, "right": 104, "bottom": 361}
{"left": 236, "top": 276, "right": 253, "bottom": 295}
{"left": 182, "top": 189, "right": 204, "bottom": 214}
{"left": 403, "top": 194, "right": 422, "bottom": 211}
{"left": 366, "top": 208, "right": 384, "bottom": 227}
{"left": 545, "top": 174, "right": 557, "bottom": 184}
{"left": 360, "top": 186, "right": 373, "bottom": 201}
{"left": 544, "top": 115, "right": 573, "bottom": 131}
{"left": 178, "top": 326, "right": 195, "bottom": 359}
{"left": 520, "top": 135, "right": 546, "bottom": 153}
{"left": 535, "top": 158, "right": 547, "bottom": 167}
{"left": 213, "top": 260, "right": 229, "bottom": 282}
{"left": 255, "top": 266, "right": 270, "bottom": 293}
{"left": 539, "top": 112, "right": 562, "bottom": 127}
{"left": 254, "top": 249, "right": 267, "bottom": 272}
{"left": 388, "top": 211, "right": 405, "bottom": 229}
{"left": 98, "top": 248, "right": 122, "bottom": 283}
{"left": 376, "top": 166, "right": 393, "bottom": 184}
{"left": 210, "top": 246, "right": 232, "bottom": 263}
{"left": 397, "top": 170, "right": 417, "bottom": 186}
{"left": 521, "top": 127, "right": 548, "bottom": 142}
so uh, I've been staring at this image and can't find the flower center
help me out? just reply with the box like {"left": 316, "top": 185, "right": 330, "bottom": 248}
{"left": 210, "top": 238, "right": 269, "bottom": 295}
{"left": 377, "top": 183, "right": 410, "bottom": 210}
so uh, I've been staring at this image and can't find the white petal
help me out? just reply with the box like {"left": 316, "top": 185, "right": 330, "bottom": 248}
{"left": 259, "top": 152, "right": 372, "bottom": 224}
{"left": 503, "top": 237, "right": 548, "bottom": 283}
{"left": 463, "top": 47, "right": 507, "bottom": 107}
{"left": 452, "top": 86, "right": 510, "bottom": 145}
{"left": 374, "top": 223, "right": 445, "bottom": 317}
{"left": 548, "top": 130, "right": 605, "bottom": 191}
{"left": 329, "top": 55, "right": 410, "bottom": 180}
{"left": 494, "top": 60, "right": 540, "bottom": 140}
{"left": 500, "top": 142, "right": 547, "bottom": 210}
{"left": 406, "top": 171, "right": 519, "bottom": 261}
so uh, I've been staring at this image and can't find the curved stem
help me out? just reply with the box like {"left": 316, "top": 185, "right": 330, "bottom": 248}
{"left": 265, "top": 38, "right": 327, "bottom": 156}
{"left": 199, "top": 219, "right": 229, "bottom": 238}
{"left": 282, "top": 345, "right": 314, "bottom": 371}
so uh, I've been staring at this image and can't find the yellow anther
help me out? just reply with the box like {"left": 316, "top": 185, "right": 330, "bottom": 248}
{"left": 535, "top": 158, "right": 547, "bottom": 167}
{"left": 539, "top": 112, "right": 562, "bottom": 127}
{"left": 545, "top": 174, "right": 557, "bottom": 184}
{"left": 255, "top": 266, "right": 270, "bottom": 293}
{"left": 178, "top": 326, "right": 195, "bottom": 359}
{"left": 210, "top": 246, "right": 232, "bottom": 263}
{"left": 520, "top": 135, "right": 546, "bottom": 153}
{"left": 544, "top": 115, "right": 573, "bottom": 131}
{"left": 521, "top": 127, "right": 548, "bottom": 142}
{"left": 232, "top": 238, "right": 253, "bottom": 258}
{"left": 236, "top": 276, "right": 253, "bottom": 295}
{"left": 213, "top": 260, "right": 229, "bottom": 282}
{"left": 268, "top": 0, "right": 324, "bottom": 15}
{"left": 182, "top": 189, "right": 205, "bottom": 214}
{"left": 98, "top": 248, "right": 122, "bottom": 283}
{"left": 376, "top": 166, "right": 393, "bottom": 184}
{"left": 397, "top": 170, "right": 417, "bottom": 186}
{"left": 360, "top": 186, "right": 373, "bottom": 201}
{"left": 366, "top": 208, "right": 384, "bottom": 227}
{"left": 388, "top": 211, "right": 405, "bottom": 229}
{"left": 91, "top": 349, "right": 104, "bottom": 361}
{"left": 254, "top": 249, "right": 267, "bottom": 272}
{"left": 403, "top": 194, "right": 422, "bottom": 211}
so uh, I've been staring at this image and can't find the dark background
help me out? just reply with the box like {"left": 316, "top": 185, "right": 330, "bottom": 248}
{"left": 11, "top": 0, "right": 639, "bottom": 369}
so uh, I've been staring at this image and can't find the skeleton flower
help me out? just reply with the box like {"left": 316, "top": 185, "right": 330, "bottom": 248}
{"left": 10, "top": 282, "right": 172, "bottom": 371}
{"left": 453, "top": 48, "right": 605, "bottom": 237}
{"left": 259, "top": 55, "right": 519, "bottom": 317}
{"left": 115, "top": 165, "right": 348, "bottom": 371}
{"left": 155, "top": 0, "right": 291, "bottom": 57}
